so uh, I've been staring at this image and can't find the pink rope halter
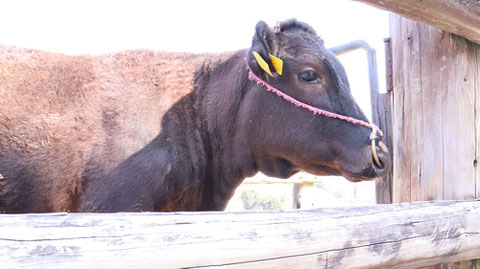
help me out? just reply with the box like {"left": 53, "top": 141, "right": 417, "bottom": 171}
{"left": 247, "top": 67, "right": 383, "bottom": 139}
{"left": 248, "top": 66, "right": 385, "bottom": 168}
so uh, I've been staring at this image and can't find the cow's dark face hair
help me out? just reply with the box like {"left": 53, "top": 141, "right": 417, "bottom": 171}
{"left": 245, "top": 19, "right": 391, "bottom": 182}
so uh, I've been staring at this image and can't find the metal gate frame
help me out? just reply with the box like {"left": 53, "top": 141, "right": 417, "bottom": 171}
{"left": 330, "top": 40, "right": 394, "bottom": 204}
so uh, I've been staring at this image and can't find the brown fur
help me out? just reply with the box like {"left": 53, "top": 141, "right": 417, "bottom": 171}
{"left": 0, "top": 47, "right": 227, "bottom": 212}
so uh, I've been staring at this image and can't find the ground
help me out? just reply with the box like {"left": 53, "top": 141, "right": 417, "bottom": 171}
{"left": 225, "top": 173, "right": 376, "bottom": 211}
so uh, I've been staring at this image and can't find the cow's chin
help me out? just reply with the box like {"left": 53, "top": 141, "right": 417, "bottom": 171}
{"left": 303, "top": 164, "right": 378, "bottom": 183}
{"left": 336, "top": 162, "right": 382, "bottom": 182}
{"left": 340, "top": 172, "right": 378, "bottom": 183}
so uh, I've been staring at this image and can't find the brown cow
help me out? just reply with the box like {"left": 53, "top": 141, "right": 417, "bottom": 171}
{"left": 0, "top": 19, "right": 390, "bottom": 213}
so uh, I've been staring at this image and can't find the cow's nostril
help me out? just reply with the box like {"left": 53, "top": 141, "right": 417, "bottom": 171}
{"left": 378, "top": 141, "right": 389, "bottom": 154}
{"left": 372, "top": 147, "right": 392, "bottom": 177}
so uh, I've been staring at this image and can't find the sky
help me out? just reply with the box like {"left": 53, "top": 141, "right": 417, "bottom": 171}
{"left": 0, "top": 1, "right": 388, "bottom": 53}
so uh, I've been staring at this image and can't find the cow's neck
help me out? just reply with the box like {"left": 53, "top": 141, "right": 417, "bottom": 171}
{"left": 194, "top": 50, "right": 257, "bottom": 210}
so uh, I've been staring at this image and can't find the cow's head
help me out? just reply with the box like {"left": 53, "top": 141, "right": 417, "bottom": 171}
{"left": 243, "top": 19, "right": 391, "bottom": 182}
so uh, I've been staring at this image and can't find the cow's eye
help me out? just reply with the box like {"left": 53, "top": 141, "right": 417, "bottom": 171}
{"left": 298, "top": 69, "right": 319, "bottom": 83}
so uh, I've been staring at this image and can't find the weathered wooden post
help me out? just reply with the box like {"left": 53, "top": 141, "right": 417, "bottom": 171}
{"left": 354, "top": 0, "right": 480, "bottom": 266}
{"left": 389, "top": 13, "right": 480, "bottom": 268}
{"left": 389, "top": 14, "right": 480, "bottom": 202}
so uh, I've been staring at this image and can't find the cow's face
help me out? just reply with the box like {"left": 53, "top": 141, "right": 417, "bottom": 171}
{"left": 244, "top": 19, "right": 390, "bottom": 182}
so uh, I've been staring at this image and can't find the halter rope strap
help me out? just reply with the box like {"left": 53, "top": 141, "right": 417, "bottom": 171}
{"left": 247, "top": 67, "right": 384, "bottom": 167}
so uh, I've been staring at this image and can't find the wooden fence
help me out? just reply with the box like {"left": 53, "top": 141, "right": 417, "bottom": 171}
{"left": 354, "top": 0, "right": 480, "bottom": 44}
{"left": 1, "top": 200, "right": 480, "bottom": 268}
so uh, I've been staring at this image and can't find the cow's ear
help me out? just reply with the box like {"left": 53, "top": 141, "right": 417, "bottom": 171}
{"left": 248, "top": 21, "right": 275, "bottom": 77}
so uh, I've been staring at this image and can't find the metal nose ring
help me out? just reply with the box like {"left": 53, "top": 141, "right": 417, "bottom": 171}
{"left": 370, "top": 129, "right": 384, "bottom": 168}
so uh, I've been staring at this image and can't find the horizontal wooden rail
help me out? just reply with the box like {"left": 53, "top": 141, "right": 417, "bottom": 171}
{"left": 1, "top": 200, "right": 480, "bottom": 268}
{"left": 354, "top": 0, "right": 480, "bottom": 44}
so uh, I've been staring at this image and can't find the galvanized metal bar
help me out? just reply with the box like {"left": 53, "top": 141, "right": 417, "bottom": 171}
{"left": 384, "top": 38, "right": 394, "bottom": 93}
{"left": 330, "top": 40, "right": 393, "bottom": 204}
{"left": 330, "top": 40, "right": 380, "bottom": 125}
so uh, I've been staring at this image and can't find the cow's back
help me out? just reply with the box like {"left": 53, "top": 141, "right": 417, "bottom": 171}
{"left": 0, "top": 46, "right": 207, "bottom": 212}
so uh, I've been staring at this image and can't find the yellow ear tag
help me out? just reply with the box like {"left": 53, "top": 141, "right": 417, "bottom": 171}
{"left": 269, "top": 54, "right": 283, "bottom": 76}
{"left": 253, "top": 51, "right": 273, "bottom": 77}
